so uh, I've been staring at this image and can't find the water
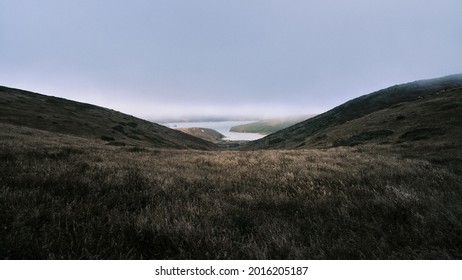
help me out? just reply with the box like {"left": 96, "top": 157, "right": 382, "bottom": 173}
{"left": 162, "top": 120, "right": 265, "bottom": 141}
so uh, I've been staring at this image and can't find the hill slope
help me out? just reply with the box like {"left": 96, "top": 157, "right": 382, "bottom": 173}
{"left": 244, "top": 74, "right": 462, "bottom": 149}
{"left": 176, "top": 127, "right": 225, "bottom": 143}
{"left": 230, "top": 115, "right": 315, "bottom": 135}
{"left": 0, "top": 86, "right": 216, "bottom": 150}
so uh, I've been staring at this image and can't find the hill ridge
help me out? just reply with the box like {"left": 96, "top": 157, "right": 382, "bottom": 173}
{"left": 0, "top": 86, "right": 217, "bottom": 150}
{"left": 244, "top": 74, "right": 462, "bottom": 149}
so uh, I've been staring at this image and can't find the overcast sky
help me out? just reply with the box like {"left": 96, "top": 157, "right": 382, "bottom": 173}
{"left": 1, "top": 0, "right": 461, "bottom": 120}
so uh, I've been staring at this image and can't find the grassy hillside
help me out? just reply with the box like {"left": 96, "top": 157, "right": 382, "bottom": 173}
{"left": 1, "top": 123, "right": 462, "bottom": 259}
{"left": 0, "top": 86, "right": 216, "bottom": 150}
{"left": 176, "top": 127, "right": 225, "bottom": 143}
{"left": 1, "top": 75, "right": 462, "bottom": 259}
{"left": 230, "top": 115, "right": 315, "bottom": 135}
{"left": 245, "top": 74, "right": 462, "bottom": 149}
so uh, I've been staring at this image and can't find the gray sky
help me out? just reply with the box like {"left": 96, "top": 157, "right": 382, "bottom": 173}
{"left": 1, "top": 0, "right": 461, "bottom": 120}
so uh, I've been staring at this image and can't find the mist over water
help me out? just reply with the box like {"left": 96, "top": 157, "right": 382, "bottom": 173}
{"left": 163, "top": 121, "right": 265, "bottom": 141}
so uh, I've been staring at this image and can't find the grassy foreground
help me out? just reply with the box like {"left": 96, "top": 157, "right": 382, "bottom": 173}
{"left": 1, "top": 125, "right": 461, "bottom": 259}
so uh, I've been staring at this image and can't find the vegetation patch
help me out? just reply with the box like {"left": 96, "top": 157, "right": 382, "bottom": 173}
{"left": 125, "top": 147, "right": 148, "bottom": 152}
{"left": 101, "top": 135, "right": 115, "bottom": 141}
{"left": 106, "top": 141, "right": 126, "bottom": 146}
{"left": 126, "top": 122, "right": 138, "bottom": 128}
{"left": 268, "top": 137, "right": 284, "bottom": 145}
{"left": 127, "top": 135, "right": 141, "bottom": 140}
{"left": 112, "top": 125, "right": 125, "bottom": 132}
{"left": 399, "top": 128, "right": 446, "bottom": 142}
{"left": 439, "top": 103, "right": 461, "bottom": 111}
{"left": 335, "top": 130, "right": 394, "bottom": 146}
{"left": 351, "top": 130, "right": 394, "bottom": 141}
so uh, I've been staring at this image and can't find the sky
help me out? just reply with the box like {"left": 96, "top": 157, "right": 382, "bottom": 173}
{"left": 1, "top": 0, "right": 461, "bottom": 121}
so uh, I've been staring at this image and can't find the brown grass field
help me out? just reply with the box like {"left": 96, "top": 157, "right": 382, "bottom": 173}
{"left": 1, "top": 123, "right": 461, "bottom": 259}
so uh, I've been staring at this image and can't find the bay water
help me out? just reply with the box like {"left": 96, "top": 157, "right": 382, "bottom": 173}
{"left": 162, "top": 121, "right": 265, "bottom": 141}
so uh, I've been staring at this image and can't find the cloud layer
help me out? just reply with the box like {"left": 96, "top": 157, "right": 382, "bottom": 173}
{"left": 1, "top": 0, "right": 461, "bottom": 120}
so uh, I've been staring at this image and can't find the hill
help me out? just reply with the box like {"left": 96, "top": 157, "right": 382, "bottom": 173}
{"left": 175, "top": 127, "right": 225, "bottom": 143}
{"left": 2, "top": 78, "right": 462, "bottom": 259}
{"left": 0, "top": 86, "right": 216, "bottom": 150}
{"left": 230, "top": 115, "right": 315, "bottom": 135}
{"left": 244, "top": 74, "right": 462, "bottom": 150}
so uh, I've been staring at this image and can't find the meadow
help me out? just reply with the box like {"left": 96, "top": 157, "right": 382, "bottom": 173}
{"left": 1, "top": 124, "right": 461, "bottom": 259}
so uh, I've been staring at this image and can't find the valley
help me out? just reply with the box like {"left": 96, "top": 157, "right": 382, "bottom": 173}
{"left": 1, "top": 74, "right": 461, "bottom": 259}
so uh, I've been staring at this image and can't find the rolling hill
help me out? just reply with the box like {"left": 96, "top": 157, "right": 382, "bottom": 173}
{"left": 229, "top": 115, "right": 315, "bottom": 135}
{"left": 0, "top": 86, "right": 216, "bottom": 150}
{"left": 244, "top": 74, "right": 462, "bottom": 150}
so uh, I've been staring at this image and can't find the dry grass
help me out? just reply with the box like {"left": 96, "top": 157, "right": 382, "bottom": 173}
{"left": 1, "top": 124, "right": 461, "bottom": 259}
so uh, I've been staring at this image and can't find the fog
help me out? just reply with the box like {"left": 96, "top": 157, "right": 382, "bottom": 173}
{"left": 1, "top": 0, "right": 461, "bottom": 120}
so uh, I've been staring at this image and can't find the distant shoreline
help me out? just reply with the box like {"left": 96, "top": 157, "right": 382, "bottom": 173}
{"left": 162, "top": 120, "right": 265, "bottom": 141}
